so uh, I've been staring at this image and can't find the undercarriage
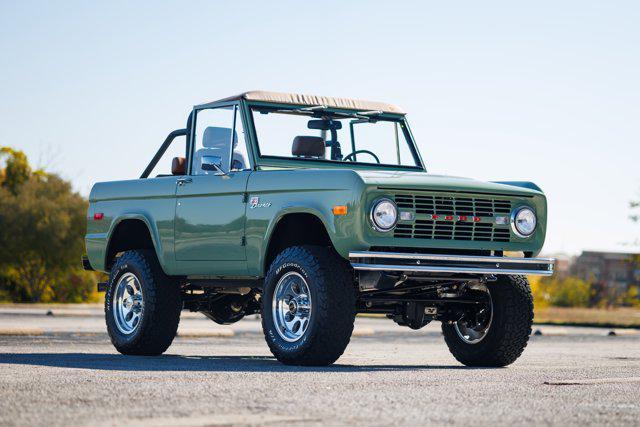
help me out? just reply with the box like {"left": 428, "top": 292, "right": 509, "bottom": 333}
{"left": 182, "top": 284, "right": 262, "bottom": 325}
{"left": 179, "top": 276, "right": 492, "bottom": 332}
{"left": 179, "top": 250, "right": 553, "bottom": 333}
{"left": 356, "top": 272, "right": 494, "bottom": 330}
{"left": 350, "top": 250, "right": 552, "bottom": 331}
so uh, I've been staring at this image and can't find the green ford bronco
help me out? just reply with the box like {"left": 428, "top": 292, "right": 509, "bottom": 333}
{"left": 83, "top": 91, "right": 554, "bottom": 367}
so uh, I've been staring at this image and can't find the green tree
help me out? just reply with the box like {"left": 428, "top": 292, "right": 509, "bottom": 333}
{"left": 531, "top": 275, "right": 592, "bottom": 308}
{"left": 550, "top": 276, "right": 592, "bottom": 307}
{"left": 0, "top": 146, "right": 96, "bottom": 302}
{"left": 0, "top": 147, "right": 31, "bottom": 195}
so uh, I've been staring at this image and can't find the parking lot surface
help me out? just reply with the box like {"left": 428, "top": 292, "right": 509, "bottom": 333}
{"left": 0, "top": 308, "right": 639, "bottom": 426}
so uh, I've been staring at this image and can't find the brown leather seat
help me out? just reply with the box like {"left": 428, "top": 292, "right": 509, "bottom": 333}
{"left": 172, "top": 157, "right": 186, "bottom": 175}
{"left": 292, "top": 136, "right": 325, "bottom": 158}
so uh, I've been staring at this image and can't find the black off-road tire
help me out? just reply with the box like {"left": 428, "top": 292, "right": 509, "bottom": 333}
{"left": 262, "top": 245, "right": 356, "bottom": 366}
{"left": 442, "top": 275, "right": 533, "bottom": 367}
{"left": 105, "top": 250, "right": 182, "bottom": 356}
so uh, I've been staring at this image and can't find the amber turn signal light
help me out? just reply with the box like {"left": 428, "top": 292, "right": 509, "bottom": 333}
{"left": 332, "top": 205, "right": 348, "bottom": 216}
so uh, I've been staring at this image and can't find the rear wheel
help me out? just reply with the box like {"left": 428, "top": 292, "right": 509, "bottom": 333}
{"left": 105, "top": 250, "right": 182, "bottom": 355}
{"left": 261, "top": 245, "right": 356, "bottom": 366}
{"left": 442, "top": 275, "right": 533, "bottom": 367}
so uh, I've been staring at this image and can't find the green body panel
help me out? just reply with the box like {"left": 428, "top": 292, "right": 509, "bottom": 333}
{"left": 174, "top": 173, "right": 249, "bottom": 261}
{"left": 244, "top": 169, "right": 365, "bottom": 276}
{"left": 85, "top": 98, "right": 548, "bottom": 278}
{"left": 172, "top": 171, "right": 251, "bottom": 277}
{"left": 353, "top": 171, "right": 543, "bottom": 197}
{"left": 86, "top": 176, "right": 178, "bottom": 272}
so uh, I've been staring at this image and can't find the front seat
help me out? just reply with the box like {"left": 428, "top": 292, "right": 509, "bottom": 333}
{"left": 193, "top": 127, "right": 235, "bottom": 174}
{"left": 193, "top": 126, "right": 249, "bottom": 173}
{"left": 231, "top": 133, "right": 248, "bottom": 171}
{"left": 292, "top": 136, "right": 326, "bottom": 159}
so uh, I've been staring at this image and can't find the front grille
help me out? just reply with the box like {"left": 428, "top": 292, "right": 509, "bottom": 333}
{"left": 393, "top": 193, "right": 512, "bottom": 242}
{"left": 395, "top": 194, "right": 511, "bottom": 216}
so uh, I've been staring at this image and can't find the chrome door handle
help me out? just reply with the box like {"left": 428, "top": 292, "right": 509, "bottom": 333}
{"left": 176, "top": 178, "right": 192, "bottom": 186}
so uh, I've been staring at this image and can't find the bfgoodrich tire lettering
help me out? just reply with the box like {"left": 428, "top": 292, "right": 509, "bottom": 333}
{"left": 442, "top": 275, "right": 534, "bottom": 367}
{"left": 262, "top": 245, "right": 356, "bottom": 366}
{"left": 105, "top": 250, "right": 182, "bottom": 356}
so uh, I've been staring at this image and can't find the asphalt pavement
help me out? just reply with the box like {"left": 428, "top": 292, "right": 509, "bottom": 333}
{"left": 0, "top": 306, "right": 639, "bottom": 426}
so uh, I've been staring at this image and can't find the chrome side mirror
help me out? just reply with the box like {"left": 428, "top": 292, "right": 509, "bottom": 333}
{"left": 201, "top": 155, "right": 225, "bottom": 173}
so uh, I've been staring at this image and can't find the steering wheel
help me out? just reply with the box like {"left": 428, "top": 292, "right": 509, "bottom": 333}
{"left": 342, "top": 150, "right": 380, "bottom": 164}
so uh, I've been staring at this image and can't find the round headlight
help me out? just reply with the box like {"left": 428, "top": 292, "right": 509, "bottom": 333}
{"left": 511, "top": 207, "right": 537, "bottom": 237}
{"left": 371, "top": 198, "right": 398, "bottom": 232}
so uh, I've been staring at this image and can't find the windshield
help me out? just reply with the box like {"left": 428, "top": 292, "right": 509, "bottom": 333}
{"left": 250, "top": 106, "right": 421, "bottom": 168}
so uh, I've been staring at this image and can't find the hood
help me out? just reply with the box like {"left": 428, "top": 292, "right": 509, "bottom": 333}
{"left": 354, "top": 170, "right": 543, "bottom": 197}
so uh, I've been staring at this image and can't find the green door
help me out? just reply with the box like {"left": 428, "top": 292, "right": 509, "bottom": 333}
{"left": 174, "top": 104, "right": 252, "bottom": 262}
{"left": 174, "top": 173, "right": 249, "bottom": 261}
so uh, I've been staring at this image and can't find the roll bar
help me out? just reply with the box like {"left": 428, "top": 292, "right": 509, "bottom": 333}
{"left": 140, "top": 129, "right": 188, "bottom": 179}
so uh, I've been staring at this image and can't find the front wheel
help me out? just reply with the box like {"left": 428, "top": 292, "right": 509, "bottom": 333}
{"left": 261, "top": 246, "right": 356, "bottom": 366}
{"left": 442, "top": 275, "right": 533, "bottom": 367}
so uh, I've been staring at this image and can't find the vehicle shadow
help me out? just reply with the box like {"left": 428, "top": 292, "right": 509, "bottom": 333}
{"left": 0, "top": 353, "right": 494, "bottom": 372}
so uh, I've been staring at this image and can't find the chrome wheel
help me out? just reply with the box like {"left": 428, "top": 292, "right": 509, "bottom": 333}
{"left": 272, "top": 272, "right": 312, "bottom": 342}
{"left": 454, "top": 286, "right": 493, "bottom": 344}
{"left": 113, "top": 272, "right": 144, "bottom": 335}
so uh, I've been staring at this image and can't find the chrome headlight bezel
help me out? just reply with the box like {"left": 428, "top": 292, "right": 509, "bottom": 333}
{"left": 511, "top": 207, "right": 537, "bottom": 238}
{"left": 370, "top": 198, "right": 398, "bottom": 232}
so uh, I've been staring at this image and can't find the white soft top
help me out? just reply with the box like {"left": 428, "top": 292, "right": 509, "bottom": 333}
{"left": 203, "top": 90, "right": 405, "bottom": 115}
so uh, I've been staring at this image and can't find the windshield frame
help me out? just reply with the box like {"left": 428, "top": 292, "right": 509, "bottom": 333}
{"left": 244, "top": 100, "right": 426, "bottom": 172}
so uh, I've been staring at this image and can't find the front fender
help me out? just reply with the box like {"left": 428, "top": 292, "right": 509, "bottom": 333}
{"left": 250, "top": 205, "right": 336, "bottom": 277}
{"left": 245, "top": 197, "right": 361, "bottom": 276}
{"left": 244, "top": 169, "right": 365, "bottom": 276}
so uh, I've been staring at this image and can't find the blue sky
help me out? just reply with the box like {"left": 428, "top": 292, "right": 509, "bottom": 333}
{"left": 1, "top": 1, "right": 639, "bottom": 255}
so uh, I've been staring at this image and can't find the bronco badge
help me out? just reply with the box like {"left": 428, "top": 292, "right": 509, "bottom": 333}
{"left": 249, "top": 196, "right": 271, "bottom": 209}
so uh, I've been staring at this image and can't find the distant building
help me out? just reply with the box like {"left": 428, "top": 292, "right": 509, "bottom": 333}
{"left": 571, "top": 251, "right": 640, "bottom": 292}
{"left": 546, "top": 253, "right": 573, "bottom": 279}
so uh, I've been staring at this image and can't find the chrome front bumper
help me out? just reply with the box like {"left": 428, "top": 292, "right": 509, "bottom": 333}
{"left": 349, "top": 251, "right": 555, "bottom": 276}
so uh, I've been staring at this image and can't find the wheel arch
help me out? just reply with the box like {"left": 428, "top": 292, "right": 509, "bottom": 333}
{"left": 105, "top": 215, "right": 164, "bottom": 272}
{"left": 262, "top": 210, "right": 335, "bottom": 274}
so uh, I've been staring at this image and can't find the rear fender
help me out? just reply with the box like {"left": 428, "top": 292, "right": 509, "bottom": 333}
{"left": 104, "top": 213, "right": 165, "bottom": 271}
